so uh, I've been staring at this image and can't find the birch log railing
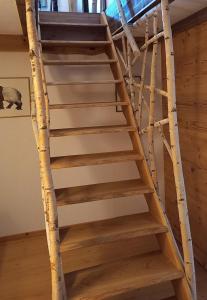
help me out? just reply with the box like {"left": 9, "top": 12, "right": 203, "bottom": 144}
{"left": 112, "top": 0, "right": 141, "bottom": 110}
{"left": 25, "top": 1, "right": 66, "bottom": 299}
{"left": 114, "top": 0, "right": 140, "bottom": 57}
{"left": 113, "top": 0, "right": 196, "bottom": 298}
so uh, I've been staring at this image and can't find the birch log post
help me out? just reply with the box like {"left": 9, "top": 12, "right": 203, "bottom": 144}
{"left": 35, "top": 17, "right": 53, "bottom": 257}
{"left": 25, "top": 1, "right": 66, "bottom": 299}
{"left": 127, "top": 41, "right": 136, "bottom": 110}
{"left": 157, "top": 125, "right": 172, "bottom": 160}
{"left": 161, "top": 0, "right": 196, "bottom": 298}
{"left": 148, "top": 12, "right": 158, "bottom": 189}
{"left": 135, "top": 82, "right": 168, "bottom": 97}
{"left": 31, "top": 99, "right": 52, "bottom": 251}
{"left": 37, "top": 12, "right": 50, "bottom": 127}
{"left": 116, "top": 46, "right": 128, "bottom": 73}
{"left": 115, "top": 0, "right": 140, "bottom": 57}
{"left": 122, "top": 35, "right": 127, "bottom": 64}
{"left": 137, "top": 18, "right": 149, "bottom": 128}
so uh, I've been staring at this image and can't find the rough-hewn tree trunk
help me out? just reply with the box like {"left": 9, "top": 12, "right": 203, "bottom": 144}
{"left": 25, "top": 1, "right": 66, "bottom": 299}
{"left": 161, "top": 0, "right": 196, "bottom": 298}
{"left": 148, "top": 12, "right": 158, "bottom": 189}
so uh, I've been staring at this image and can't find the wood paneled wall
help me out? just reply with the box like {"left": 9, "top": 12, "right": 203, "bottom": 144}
{"left": 162, "top": 20, "right": 207, "bottom": 268}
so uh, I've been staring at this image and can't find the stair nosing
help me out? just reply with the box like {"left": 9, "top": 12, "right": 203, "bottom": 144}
{"left": 49, "top": 101, "right": 128, "bottom": 109}
{"left": 50, "top": 125, "right": 137, "bottom": 137}
{"left": 55, "top": 179, "right": 154, "bottom": 206}
{"left": 60, "top": 212, "right": 168, "bottom": 252}
{"left": 50, "top": 150, "right": 143, "bottom": 169}
{"left": 41, "top": 40, "right": 111, "bottom": 46}
{"left": 65, "top": 251, "right": 183, "bottom": 299}
{"left": 43, "top": 59, "right": 117, "bottom": 65}
{"left": 39, "top": 22, "right": 107, "bottom": 27}
{"left": 47, "top": 80, "right": 122, "bottom": 86}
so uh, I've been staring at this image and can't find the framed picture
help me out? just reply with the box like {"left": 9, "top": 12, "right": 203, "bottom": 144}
{"left": 0, "top": 77, "right": 31, "bottom": 118}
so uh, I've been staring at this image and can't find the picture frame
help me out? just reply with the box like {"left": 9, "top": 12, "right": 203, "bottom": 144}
{"left": 0, "top": 77, "right": 31, "bottom": 118}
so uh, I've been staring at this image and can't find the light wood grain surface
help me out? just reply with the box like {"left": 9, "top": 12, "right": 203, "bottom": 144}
{"left": 0, "top": 230, "right": 206, "bottom": 299}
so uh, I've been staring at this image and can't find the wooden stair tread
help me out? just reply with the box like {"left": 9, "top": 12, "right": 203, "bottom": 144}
{"left": 39, "top": 11, "right": 101, "bottom": 25}
{"left": 41, "top": 40, "right": 111, "bottom": 47}
{"left": 43, "top": 59, "right": 117, "bottom": 65}
{"left": 51, "top": 150, "right": 143, "bottom": 169}
{"left": 65, "top": 252, "right": 183, "bottom": 299}
{"left": 55, "top": 179, "right": 154, "bottom": 206}
{"left": 50, "top": 125, "right": 136, "bottom": 137}
{"left": 60, "top": 212, "right": 168, "bottom": 252}
{"left": 49, "top": 101, "right": 128, "bottom": 109}
{"left": 39, "top": 22, "right": 107, "bottom": 27}
{"left": 47, "top": 80, "right": 122, "bottom": 86}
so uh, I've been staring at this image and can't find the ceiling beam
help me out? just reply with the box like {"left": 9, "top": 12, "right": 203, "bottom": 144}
{"left": 172, "top": 6, "right": 207, "bottom": 35}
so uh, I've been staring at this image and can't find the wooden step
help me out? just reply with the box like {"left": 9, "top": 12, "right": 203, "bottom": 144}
{"left": 60, "top": 212, "right": 168, "bottom": 252}
{"left": 43, "top": 59, "right": 117, "bottom": 65}
{"left": 55, "top": 179, "right": 154, "bottom": 206}
{"left": 49, "top": 101, "right": 128, "bottom": 109}
{"left": 47, "top": 80, "right": 122, "bottom": 86}
{"left": 41, "top": 40, "right": 111, "bottom": 48}
{"left": 51, "top": 150, "right": 143, "bottom": 169}
{"left": 50, "top": 125, "right": 136, "bottom": 137}
{"left": 40, "top": 21, "right": 106, "bottom": 42}
{"left": 39, "top": 22, "right": 107, "bottom": 28}
{"left": 39, "top": 12, "right": 101, "bottom": 25}
{"left": 62, "top": 235, "right": 160, "bottom": 274}
{"left": 65, "top": 252, "right": 183, "bottom": 299}
{"left": 60, "top": 213, "right": 167, "bottom": 273}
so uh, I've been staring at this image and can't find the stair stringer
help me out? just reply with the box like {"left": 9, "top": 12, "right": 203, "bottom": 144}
{"left": 101, "top": 12, "right": 192, "bottom": 300}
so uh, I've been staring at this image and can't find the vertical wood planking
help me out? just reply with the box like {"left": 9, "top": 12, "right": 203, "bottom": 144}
{"left": 163, "top": 6, "right": 207, "bottom": 278}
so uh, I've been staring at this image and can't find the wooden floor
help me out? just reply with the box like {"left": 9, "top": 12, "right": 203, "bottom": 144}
{"left": 0, "top": 231, "right": 206, "bottom": 300}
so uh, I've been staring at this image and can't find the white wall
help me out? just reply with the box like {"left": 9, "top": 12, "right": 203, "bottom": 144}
{"left": 0, "top": 0, "right": 22, "bottom": 34}
{"left": 0, "top": 51, "right": 151, "bottom": 237}
{"left": 0, "top": 52, "right": 43, "bottom": 236}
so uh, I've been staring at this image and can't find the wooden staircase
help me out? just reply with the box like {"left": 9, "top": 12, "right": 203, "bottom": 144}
{"left": 25, "top": 3, "right": 194, "bottom": 299}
